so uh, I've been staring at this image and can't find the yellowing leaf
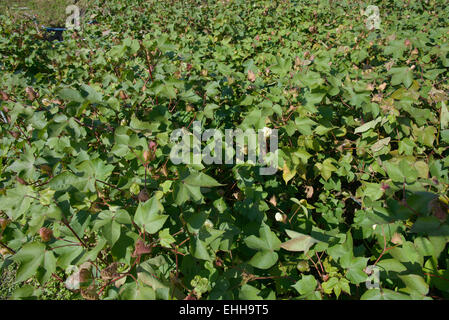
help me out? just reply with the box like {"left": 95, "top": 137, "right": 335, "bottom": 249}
{"left": 282, "top": 162, "right": 296, "bottom": 184}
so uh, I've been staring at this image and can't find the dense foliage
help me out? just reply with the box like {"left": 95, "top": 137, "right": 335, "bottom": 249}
{"left": 1, "top": 0, "right": 449, "bottom": 300}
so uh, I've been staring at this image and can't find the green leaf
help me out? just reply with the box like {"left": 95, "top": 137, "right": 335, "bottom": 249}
{"left": 159, "top": 228, "right": 176, "bottom": 248}
{"left": 354, "top": 117, "right": 382, "bottom": 134}
{"left": 239, "top": 284, "right": 263, "bottom": 300}
{"left": 102, "top": 221, "right": 121, "bottom": 247}
{"left": 0, "top": 184, "right": 32, "bottom": 220}
{"left": 183, "top": 172, "right": 223, "bottom": 187}
{"left": 315, "top": 158, "right": 337, "bottom": 181}
{"left": 58, "top": 87, "right": 84, "bottom": 103}
{"left": 292, "top": 275, "right": 317, "bottom": 295}
{"left": 398, "top": 274, "right": 429, "bottom": 296}
{"left": 134, "top": 197, "right": 168, "bottom": 234}
{"left": 295, "top": 117, "right": 317, "bottom": 135}
{"left": 371, "top": 137, "right": 391, "bottom": 153}
{"left": 341, "top": 256, "right": 368, "bottom": 284}
{"left": 244, "top": 223, "right": 281, "bottom": 269}
{"left": 12, "top": 242, "right": 45, "bottom": 283}
{"left": 321, "top": 277, "right": 340, "bottom": 297}
{"left": 361, "top": 289, "right": 411, "bottom": 300}
{"left": 248, "top": 251, "right": 279, "bottom": 270}
{"left": 280, "top": 230, "right": 320, "bottom": 253}
{"left": 388, "top": 67, "right": 414, "bottom": 88}
{"left": 38, "top": 251, "right": 56, "bottom": 284}
{"left": 384, "top": 159, "right": 418, "bottom": 183}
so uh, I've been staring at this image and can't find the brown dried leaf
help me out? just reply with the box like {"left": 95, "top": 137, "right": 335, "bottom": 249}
{"left": 269, "top": 195, "right": 277, "bottom": 207}
{"left": 25, "top": 87, "right": 38, "bottom": 101}
{"left": 247, "top": 70, "right": 256, "bottom": 82}
{"left": 143, "top": 150, "right": 151, "bottom": 162}
{"left": 305, "top": 186, "right": 314, "bottom": 199}
{"left": 101, "top": 262, "right": 119, "bottom": 280}
{"left": 80, "top": 284, "right": 98, "bottom": 300}
{"left": 0, "top": 91, "right": 9, "bottom": 101}
{"left": 429, "top": 198, "right": 448, "bottom": 223}
{"left": 391, "top": 232, "right": 403, "bottom": 245}
{"left": 132, "top": 239, "right": 152, "bottom": 257}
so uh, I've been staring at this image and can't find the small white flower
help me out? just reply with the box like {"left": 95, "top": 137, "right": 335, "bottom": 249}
{"left": 275, "top": 212, "right": 283, "bottom": 222}
{"left": 262, "top": 127, "right": 272, "bottom": 139}
{"left": 204, "top": 219, "right": 214, "bottom": 228}
{"left": 372, "top": 224, "right": 377, "bottom": 230}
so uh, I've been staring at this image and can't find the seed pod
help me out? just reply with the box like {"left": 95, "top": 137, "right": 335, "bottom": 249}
{"left": 138, "top": 188, "right": 150, "bottom": 202}
{"left": 214, "top": 258, "right": 223, "bottom": 268}
{"left": 39, "top": 227, "right": 53, "bottom": 242}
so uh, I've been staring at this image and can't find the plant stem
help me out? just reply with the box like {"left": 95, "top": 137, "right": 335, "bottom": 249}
{"left": 0, "top": 241, "right": 16, "bottom": 254}
{"left": 61, "top": 219, "right": 88, "bottom": 249}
